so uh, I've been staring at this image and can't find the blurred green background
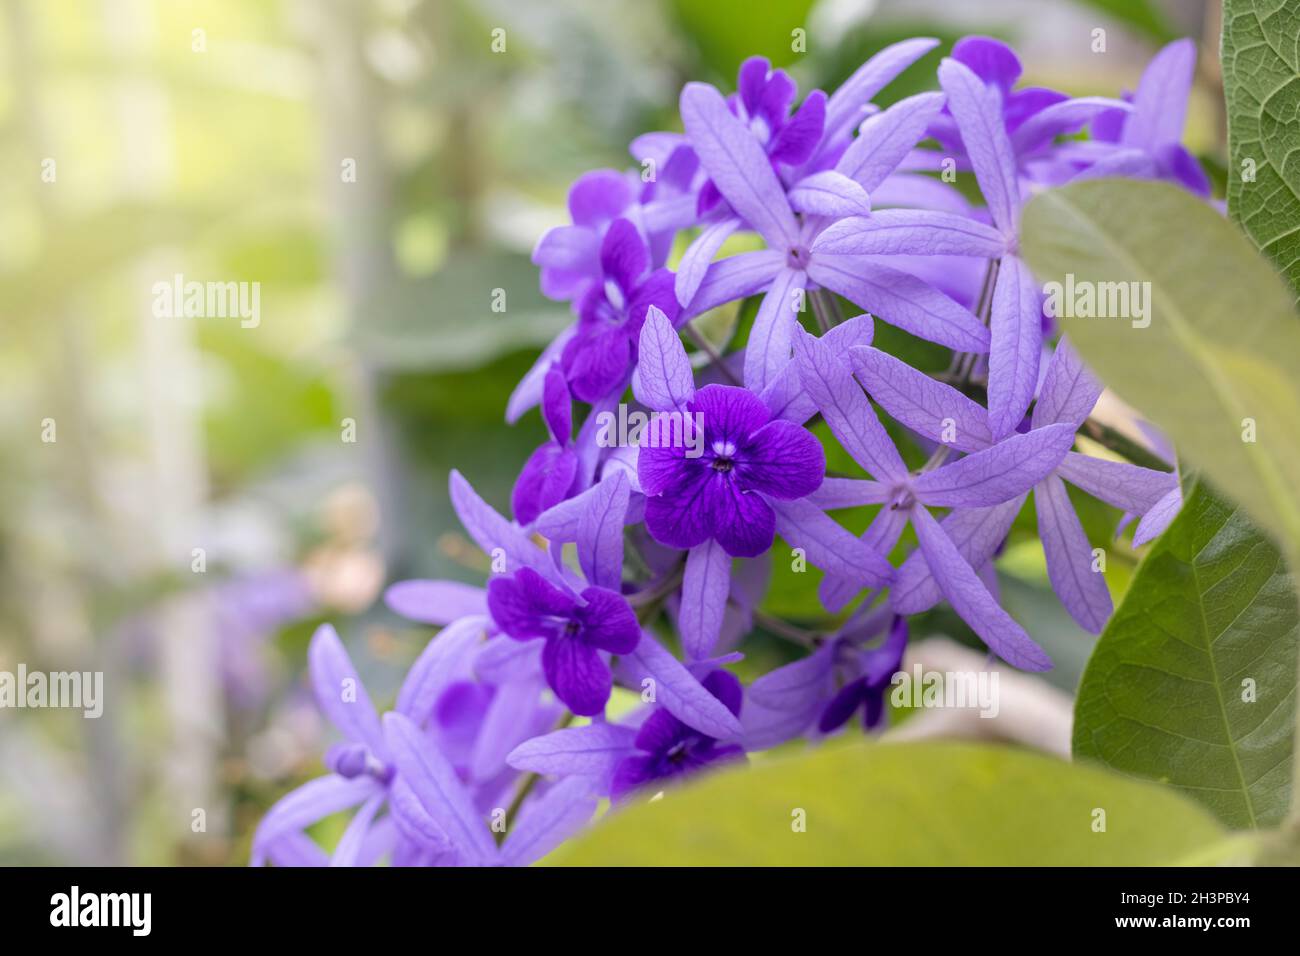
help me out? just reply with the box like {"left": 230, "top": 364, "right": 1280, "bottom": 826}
{"left": 0, "top": 0, "right": 1224, "bottom": 865}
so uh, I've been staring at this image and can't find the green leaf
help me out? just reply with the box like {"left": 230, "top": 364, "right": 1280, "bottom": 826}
{"left": 1073, "top": 479, "right": 1298, "bottom": 829}
{"left": 1019, "top": 179, "right": 1300, "bottom": 566}
{"left": 1223, "top": 0, "right": 1300, "bottom": 302}
{"left": 550, "top": 741, "right": 1225, "bottom": 865}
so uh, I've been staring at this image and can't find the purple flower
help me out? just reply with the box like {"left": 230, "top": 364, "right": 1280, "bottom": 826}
{"left": 610, "top": 670, "right": 746, "bottom": 799}
{"left": 560, "top": 218, "right": 680, "bottom": 402}
{"left": 487, "top": 567, "right": 639, "bottom": 716}
{"left": 795, "top": 326, "right": 1073, "bottom": 669}
{"left": 1084, "top": 39, "right": 1210, "bottom": 195}
{"left": 512, "top": 364, "right": 578, "bottom": 525}
{"left": 639, "top": 383, "right": 824, "bottom": 558}
{"left": 676, "top": 77, "right": 990, "bottom": 392}
{"left": 818, "top": 616, "right": 908, "bottom": 732}
{"left": 531, "top": 169, "right": 639, "bottom": 301}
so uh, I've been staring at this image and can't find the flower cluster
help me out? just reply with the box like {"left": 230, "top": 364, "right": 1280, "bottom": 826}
{"left": 255, "top": 36, "right": 1202, "bottom": 866}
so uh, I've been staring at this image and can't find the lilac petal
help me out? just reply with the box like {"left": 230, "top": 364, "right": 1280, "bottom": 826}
{"left": 629, "top": 131, "right": 686, "bottom": 169}
{"left": 473, "top": 635, "right": 544, "bottom": 685}
{"left": 770, "top": 89, "right": 827, "bottom": 166}
{"left": 625, "top": 632, "right": 744, "bottom": 739}
{"left": 680, "top": 539, "right": 732, "bottom": 661}
{"left": 808, "top": 254, "right": 990, "bottom": 352}
{"left": 535, "top": 474, "right": 620, "bottom": 545}
{"left": 913, "top": 422, "right": 1075, "bottom": 507}
{"left": 542, "top": 634, "right": 612, "bottom": 716}
{"left": 938, "top": 57, "right": 1021, "bottom": 233}
{"left": 819, "top": 503, "right": 909, "bottom": 611}
{"left": 823, "top": 37, "right": 940, "bottom": 147}
{"left": 813, "top": 209, "right": 1008, "bottom": 259}
{"left": 770, "top": 497, "right": 895, "bottom": 587}
{"left": 952, "top": 35, "right": 1022, "bottom": 93}
{"left": 330, "top": 792, "right": 385, "bottom": 867}
{"left": 450, "top": 470, "right": 563, "bottom": 584}
{"left": 869, "top": 173, "right": 971, "bottom": 214}
{"left": 576, "top": 470, "right": 630, "bottom": 591}
{"left": 744, "top": 269, "right": 806, "bottom": 392}
{"left": 740, "top": 696, "right": 819, "bottom": 750}
{"left": 256, "top": 832, "right": 330, "bottom": 868}
{"left": 1036, "top": 474, "right": 1112, "bottom": 634}
{"left": 575, "top": 587, "right": 640, "bottom": 654}
{"left": 987, "top": 254, "right": 1043, "bottom": 438}
{"left": 893, "top": 496, "right": 1024, "bottom": 613}
{"left": 747, "top": 640, "right": 835, "bottom": 711}
{"left": 386, "top": 775, "right": 453, "bottom": 853}
{"left": 634, "top": 305, "right": 695, "bottom": 412}
{"left": 1124, "top": 38, "right": 1196, "bottom": 150}
{"left": 470, "top": 679, "right": 550, "bottom": 781}
{"left": 511, "top": 442, "right": 578, "bottom": 527}
{"left": 601, "top": 218, "right": 649, "bottom": 293}
{"left": 385, "top": 580, "right": 487, "bottom": 626}
{"left": 1031, "top": 335, "right": 1102, "bottom": 429}
{"left": 506, "top": 722, "right": 638, "bottom": 777}
{"left": 682, "top": 250, "right": 783, "bottom": 318}
{"left": 792, "top": 326, "right": 907, "bottom": 481}
{"left": 712, "top": 481, "right": 779, "bottom": 559}
{"left": 835, "top": 91, "right": 947, "bottom": 192}
{"left": 911, "top": 504, "right": 1052, "bottom": 671}
{"left": 396, "top": 615, "right": 486, "bottom": 722}
{"left": 850, "top": 345, "right": 992, "bottom": 452}
{"left": 505, "top": 324, "right": 575, "bottom": 424}
{"left": 1133, "top": 484, "right": 1183, "bottom": 546}
{"left": 761, "top": 313, "right": 875, "bottom": 423}
{"left": 383, "top": 712, "right": 497, "bottom": 864}
{"left": 568, "top": 169, "right": 634, "bottom": 227}
{"left": 308, "top": 624, "right": 387, "bottom": 760}
{"left": 675, "top": 218, "right": 740, "bottom": 307}
{"left": 1070, "top": 147, "right": 1158, "bottom": 183}
{"left": 806, "top": 477, "right": 890, "bottom": 509}
{"left": 1056, "top": 451, "right": 1178, "bottom": 514}
{"left": 253, "top": 774, "right": 380, "bottom": 852}
{"left": 789, "top": 171, "right": 872, "bottom": 218}
{"left": 680, "top": 83, "right": 798, "bottom": 249}
{"left": 499, "top": 776, "right": 600, "bottom": 866}
{"left": 1011, "top": 97, "right": 1133, "bottom": 154}
{"left": 738, "top": 56, "right": 771, "bottom": 115}
{"left": 532, "top": 225, "right": 599, "bottom": 275}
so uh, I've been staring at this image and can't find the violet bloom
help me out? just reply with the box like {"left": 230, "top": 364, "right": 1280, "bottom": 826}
{"left": 487, "top": 567, "right": 639, "bottom": 716}
{"left": 561, "top": 217, "right": 680, "bottom": 402}
{"left": 695, "top": 56, "right": 828, "bottom": 217}
{"left": 675, "top": 70, "right": 991, "bottom": 393}
{"left": 795, "top": 326, "right": 1076, "bottom": 669}
{"left": 610, "top": 670, "right": 746, "bottom": 799}
{"left": 849, "top": 338, "right": 1178, "bottom": 634}
{"left": 634, "top": 306, "right": 891, "bottom": 662}
{"left": 531, "top": 169, "right": 640, "bottom": 301}
{"left": 1084, "top": 39, "right": 1210, "bottom": 195}
{"left": 512, "top": 364, "right": 577, "bottom": 525}
{"left": 819, "top": 615, "right": 909, "bottom": 732}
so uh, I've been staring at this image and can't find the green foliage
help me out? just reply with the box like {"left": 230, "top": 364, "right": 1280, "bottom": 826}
{"left": 1074, "top": 479, "right": 1298, "bottom": 828}
{"left": 551, "top": 741, "right": 1227, "bottom": 865}
{"left": 669, "top": 0, "right": 816, "bottom": 79}
{"left": 1020, "top": 179, "right": 1300, "bottom": 568}
{"left": 1223, "top": 0, "right": 1300, "bottom": 303}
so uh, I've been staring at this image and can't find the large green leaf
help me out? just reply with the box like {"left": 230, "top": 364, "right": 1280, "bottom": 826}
{"left": 551, "top": 741, "right": 1226, "bottom": 865}
{"left": 1019, "top": 179, "right": 1300, "bottom": 566}
{"left": 1223, "top": 0, "right": 1300, "bottom": 302}
{"left": 1073, "top": 479, "right": 1298, "bottom": 828}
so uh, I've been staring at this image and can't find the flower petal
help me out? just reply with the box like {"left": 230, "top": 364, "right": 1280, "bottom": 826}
{"left": 384, "top": 580, "right": 487, "bottom": 626}
{"left": 814, "top": 209, "right": 1008, "bottom": 259}
{"left": 911, "top": 422, "right": 1075, "bottom": 507}
{"left": 680, "top": 82, "right": 798, "bottom": 249}
{"left": 1133, "top": 484, "right": 1183, "bottom": 545}
{"left": 987, "top": 254, "right": 1043, "bottom": 438}
{"left": 788, "top": 170, "right": 872, "bottom": 218}
{"left": 893, "top": 497, "right": 1024, "bottom": 613}
{"left": 823, "top": 37, "right": 940, "bottom": 147}
{"left": 938, "top": 56, "right": 1021, "bottom": 233}
{"left": 1124, "top": 38, "right": 1196, "bottom": 150}
{"left": 1056, "top": 451, "right": 1178, "bottom": 514}
{"left": 770, "top": 497, "right": 895, "bottom": 587}
{"left": 499, "top": 776, "right": 600, "bottom": 866}
{"left": 1036, "top": 474, "right": 1112, "bottom": 634}
{"left": 507, "top": 722, "right": 638, "bottom": 777}
{"left": 624, "top": 632, "right": 744, "bottom": 739}
{"left": 912, "top": 505, "right": 1052, "bottom": 671}
{"left": 396, "top": 615, "right": 487, "bottom": 722}
{"left": 542, "top": 634, "right": 613, "bottom": 716}
{"left": 674, "top": 218, "right": 741, "bottom": 307}
{"left": 680, "top": 538, "right": 733, "bottom": 660}
{"left": 634, "top": 305, "right": 695, "bottom": 412}
{"left": 308, "top": 624, "right": 387, "bottom": 760}
{"left": 850, "top": 345, "right": 993, "bottom": 452}
{"left": 744, "top": 269, "right": 806, "bottom": 392}
{"left": 835, "top": 91, "right": 947, "bottom": 191}
{"left": 576, "top": 470, "right": 630, "bottom": 591}
{"left": 1031, "top": 335, "right": 1102, "bottom": 430}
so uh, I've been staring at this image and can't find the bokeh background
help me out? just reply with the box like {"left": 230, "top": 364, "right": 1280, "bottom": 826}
{"left": 0, "top": 0, "right": 1225, "bottom": 865}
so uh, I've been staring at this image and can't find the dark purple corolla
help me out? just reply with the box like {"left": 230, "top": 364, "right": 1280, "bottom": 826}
{"left": 638, "top": 383, "right": 824, "bottom": 558}
{"left": 512, "top": 364, "right": 578, "bottom": 525}
{"left": 560, "top": 218, "right": 680, "bottom": 402}
{"left": 610, "top": 670, "right": 746, "bottom": 799}
{"left": 819, "top": 616, "right": 908, "bottom": 732}
{"left": 487, "top": 567, "right": 639, "bottom": 716}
